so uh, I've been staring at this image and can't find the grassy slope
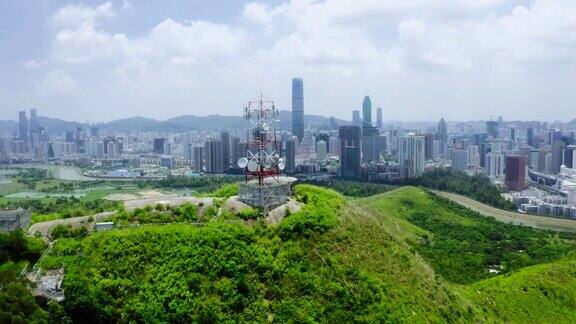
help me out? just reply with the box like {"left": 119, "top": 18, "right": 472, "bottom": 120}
{"left": 356, "top": 186, "right": 576, "bottom": 322}
{"left": 462, "top": 257, "right": 576, "bottom": 322}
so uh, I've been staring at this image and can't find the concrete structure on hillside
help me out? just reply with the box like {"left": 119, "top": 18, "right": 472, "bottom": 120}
{"left": 0, "top": 209, "right": 31, "bottom": 232}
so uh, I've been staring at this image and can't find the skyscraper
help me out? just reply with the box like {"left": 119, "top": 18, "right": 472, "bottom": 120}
{"left": 424, "top": 132, "right": 435, "bottom": 160}
{"left": 291, "top": 77, "right": 304, "bottom": 141}
{"left": 551, "top": 140, "right": 565, "bottom": 174}
{"left": 376, "top": 107, "right": 383, "bottom": 129}
{"left": 526, "top": 127, "right": 534, "bottom": 147}
{"left": 505, "top": 155, "right": 526, "bottom": 191}
{"left": 30, "top": 108, "right": 38, "bottom": 132}
{"left": 486, "top": 120, "right": 499, "bottom": 138}
{"left": 352, "top": 110, "right": 361, "bottom": 127}
{"left": 220, "top": 131, "right": 231, "bottom": 172}
{"left": 437, "top": 118, "right": 448, "bottom": 156}
{"left": 18, "top": 111, "right": 28, "bottom": 141}
{"left": 339, "top": 126, "right": 361, "bottom": 179}
{"left": 362, "top": 96, "right": 372, "bottom": 130}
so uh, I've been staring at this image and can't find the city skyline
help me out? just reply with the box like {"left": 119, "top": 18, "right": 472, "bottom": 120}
{"left": 2, "top": 1, "right": 576, "bottom": 122}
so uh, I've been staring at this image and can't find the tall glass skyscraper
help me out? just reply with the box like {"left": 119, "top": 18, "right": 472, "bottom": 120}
{"left": 291, "top": 77, "right": 304, "bottom": 142}
{"left": 362, "top": 96, "right": 372, "bottom": 129}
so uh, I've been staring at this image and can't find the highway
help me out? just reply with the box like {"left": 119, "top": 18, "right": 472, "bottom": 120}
{"left": 433, "top": 190, "right": 576, "bottom": 233}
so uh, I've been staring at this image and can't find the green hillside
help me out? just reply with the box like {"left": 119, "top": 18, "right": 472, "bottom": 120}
{"left": 356, "top": 187, "right": 576, "bottom": 284}
{"left": 33, "top": 185, "right": 576, "bottom": 322}
{"left": 463, "top": 257, "right": 576, "bottom": 322}
{"left": 41, "top": 185, "right": 475, "bottom": 322}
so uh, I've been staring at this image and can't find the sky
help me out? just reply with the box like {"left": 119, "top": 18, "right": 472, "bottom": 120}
{"left": 1, "top": 0, "right": 576, "bottom": 123}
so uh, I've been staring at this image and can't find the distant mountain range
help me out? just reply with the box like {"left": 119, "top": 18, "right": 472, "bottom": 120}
{"left": 1, "top": 112, "right": 572, "bottom": 136}
{"left": 0, "top": 111, "right": 350, "bottom": 135}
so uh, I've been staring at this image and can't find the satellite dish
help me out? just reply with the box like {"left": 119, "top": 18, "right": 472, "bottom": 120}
{"left": 247, "top": 161, "right": 258, "bottom": 172}
{"left": 264, "top": 160, "right": 273, "bottom": 169}
{"left": 278, "top": 162, "right": 286, "bottom": 171}
{"left": 262, "top": 123, "right": 270, "bottom": 132}
{"left": 237, "top": 157, "right": 248, "bottom": 168}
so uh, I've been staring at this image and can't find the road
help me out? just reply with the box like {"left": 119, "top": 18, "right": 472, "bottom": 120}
{"left": 433, "top": 190, "right": 576, "bottom": 233}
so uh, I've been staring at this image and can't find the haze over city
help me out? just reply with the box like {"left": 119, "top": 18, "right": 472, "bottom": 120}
{"left": 2, "top": 0, "right": 576, "bottom": 122}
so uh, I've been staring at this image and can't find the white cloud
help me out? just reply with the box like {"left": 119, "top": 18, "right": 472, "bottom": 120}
{"left": 37, "top": 70, "right": 78, "bottom": 95}
{"left": 24, "top": 0, "right": 576, "bottom": 121}
{"left": 23, "top": 59, "right": 47, "bottom": 69}
{"left": 51, "top": 2, "right": 115, "bottom": 28}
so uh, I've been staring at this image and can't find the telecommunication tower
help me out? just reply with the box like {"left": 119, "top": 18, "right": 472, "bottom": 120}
{"left": 237, "top": 95, "right": 292, "bottom": 209}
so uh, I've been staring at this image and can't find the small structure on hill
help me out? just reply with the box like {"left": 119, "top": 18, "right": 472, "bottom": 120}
{"left": 41, "top": 267, "right": 65, "bottom": 301}
{"left": 95, "top": 222, "right": 114, "bottom": 231}
{"left": 0, "top": 208, "right": 31, "bottom": 232}
{"left": 237, "top": 96, "right": 295, "bottom": 211}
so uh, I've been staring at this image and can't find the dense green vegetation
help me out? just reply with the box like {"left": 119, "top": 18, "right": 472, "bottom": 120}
{"left": 4, "top": 184, "right": 576, "bottom": 322}
{"left": 463, "top": 257, "right": 576, "bottom": 322}
{"left": 358, "top": 187, "right": 576, "bottom": 284}
{"left": 39, "top": 185, "right": 480, "bottom": 322}
{"left": 11, "top": 168, "right": 51, "bottom": 189}
{"left": 303, "top": 179, "right": 397, "bottom": 198}
{"left": 0, "top": 282, "right": 49, "bottom": 323}
{"left": 202, "top": 182, "right": 239, "bottom": 198}
{"left": 138, "top": 175, "right": 242, "bottom": 192}
{"left": 0, "top": 196, "right": 120, "bottom": 224}
{"left": 398, "top": 169, "right": 516, "bottom": 210}
{"left": 0, "top": 230, "right": 51, "bottom": 323}
{"left": 0, "top": 229, "right": 46, "bottom": 265}
{"left": 110, "top": 202, "right": 201, "bottom": 225}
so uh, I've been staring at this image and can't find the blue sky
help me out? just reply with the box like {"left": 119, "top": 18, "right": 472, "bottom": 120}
{"left": 1, "top": 0, "right": 576, "bottom": 123}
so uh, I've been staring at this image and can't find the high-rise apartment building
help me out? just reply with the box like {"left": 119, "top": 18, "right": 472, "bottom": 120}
{"left": 397, "top": 134, "right": 425, "bottom": 177}
{"left": 285, "top": 136, "right": 297, "bottom": 174}
{"left": 193, "top": 146, "right": 204, "bottom": 172}
{"left": 450, "top": 149, "right": 469, "bottom": 172}
{"left": 18, "top": 111, "right": 28, "bottom": 141}
{"left": 376, "top": 107, "right": 383, "bottom": 129}
{"left": 551, "top": 140, "right": 565, "bottom": 174}
{"left": 231, "top": 137, "right": 243, "bottom": 170}
{"left": 505, "top": 155, "right": 526, "bottom": 191}
{"left": 153, "top": 138, "right": 166, "bottom": 155}
{"left": 563, "top": 145, "right": 576, "bottom": 169}
{"left": 339, "top": 126, "right": 361, "bottom": 179}
{"left": 291, "top": 77, "right": 304, "bottom": 141}
{"left": 205, "top": 139, "right": 224, "bottom": 174}
{"left": 486, "top": 152, "right": 505, "bottom": 177}
{"left": 220, "top": 131, "right": 231, "bottom": 172}
{"left": 424, "top": 132, "right": 435, "bottom": 160}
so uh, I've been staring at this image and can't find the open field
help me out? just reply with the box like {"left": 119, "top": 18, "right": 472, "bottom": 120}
{"left": 433, "top": 190, "right": 576, "bottom": 233}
